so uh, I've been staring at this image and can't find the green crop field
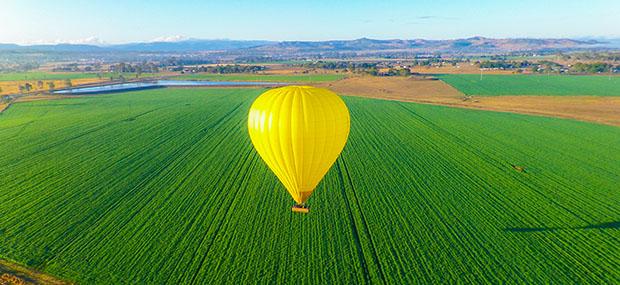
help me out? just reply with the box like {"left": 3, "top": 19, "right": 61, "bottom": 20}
{"left": 0, "top": 88, "right": 618, "bottom": 284}
{"left": 0, "top": 72, "right": 99, "bottom": 81}
{"left": 437, "top": 74, "right": 620, "bottom": 96}
{"left": 174, "top": 73, "right": 346, "bottom": 82}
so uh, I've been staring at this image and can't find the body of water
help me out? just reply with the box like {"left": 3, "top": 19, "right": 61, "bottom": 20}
{"left": 53, "top": 80, "right": 283, "bottom": 95}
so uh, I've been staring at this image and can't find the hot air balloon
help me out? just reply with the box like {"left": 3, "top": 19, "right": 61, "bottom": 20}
{"left": 248, "top": 86, "right": 350, "bottom": 213}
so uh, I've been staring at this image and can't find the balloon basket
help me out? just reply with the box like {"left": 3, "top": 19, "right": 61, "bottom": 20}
{"left": 291, "top": 204, "right": 309, "bottom": 213}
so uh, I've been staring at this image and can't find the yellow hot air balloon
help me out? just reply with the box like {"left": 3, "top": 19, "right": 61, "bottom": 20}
{"left": 248, "top": 86, "right": 350, "bottom": 213}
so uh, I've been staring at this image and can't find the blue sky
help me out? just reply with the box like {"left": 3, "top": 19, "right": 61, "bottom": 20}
{"left": 1, "top": 0, "right": 619, "bottom": 44}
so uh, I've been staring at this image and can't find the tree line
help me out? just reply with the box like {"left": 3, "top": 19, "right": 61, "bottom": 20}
{"left": 479, "top": 60, "right": 619, "bottom": 74}
{"left": 192, "top": 65, "right": 266, "bottom": 74}
{"left": 13, "top": 79, "right": 71, "bottom": 94}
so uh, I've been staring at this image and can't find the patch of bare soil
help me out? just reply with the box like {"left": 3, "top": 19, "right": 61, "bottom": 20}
{"left": 468, "top": 96, "right": 620, "bottom": 127}
{"left": 313, "top": 75, "right": 463, "bottom": 102}
{"left": 0, "top": 260, "right": 70, "bottom": 285}
{"left": 314, "top": 76, "right": 620, "bottom": 127}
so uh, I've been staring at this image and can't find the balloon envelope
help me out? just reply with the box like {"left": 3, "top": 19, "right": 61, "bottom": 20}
{"left": 248, "top": 86, "right": 350, "bottom": 204}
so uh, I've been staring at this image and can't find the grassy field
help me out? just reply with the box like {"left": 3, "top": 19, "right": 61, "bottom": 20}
{"left": 0, "top": 72, "right": 100, "bottom": 81}
{"left": 438, "top": 74, "right": 620, "bottom": 96}
{"left": 0, "top": 88, "right": 618, "bottom": 284}
{"left": 174, "top": 73, "right": 346, "bottom": 82}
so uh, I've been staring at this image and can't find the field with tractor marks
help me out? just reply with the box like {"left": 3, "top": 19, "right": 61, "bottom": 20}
{"left": 0, "top": 88, "right": 618, "bottom": 284}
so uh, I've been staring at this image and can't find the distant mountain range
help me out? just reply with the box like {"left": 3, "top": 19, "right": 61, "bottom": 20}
{"left": 0, "top": 39, "right": 273, "bottom": 53}
{"left": 0, "top": 37, "right": 617, "bottom": 55}
{"left": 247, "top": 37, "right": 606, "bottom": 56}
{"left": 111, "top": 39, "right": 273, "bottom": 52}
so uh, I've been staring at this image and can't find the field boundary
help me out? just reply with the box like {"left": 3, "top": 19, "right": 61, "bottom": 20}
{"left": 0, "top": 258, "right": 71, "bottom": 284}
{"left": 0, "top": 103, "right": 11, "bottom": 113}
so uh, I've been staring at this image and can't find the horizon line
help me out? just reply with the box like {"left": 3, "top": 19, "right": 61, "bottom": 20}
{"left": 3, "top": 35, "right": 619, "bottom": 47}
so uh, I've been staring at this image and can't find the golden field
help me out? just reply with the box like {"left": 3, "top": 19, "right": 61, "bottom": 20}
{"left": 0, "top": 78, "right": 105, "bottom": 96}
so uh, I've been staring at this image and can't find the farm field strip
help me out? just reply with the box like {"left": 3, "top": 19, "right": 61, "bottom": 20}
{"left": 0, "top": 88, "right": 618, "bottom": 283}
{"left": 173, "top": 73, "right": 346, "bottom": 82}
{"left": 437, "top": 74, "right": 620, "bottom": 96}
{"left": 0, "top": 72, "right": 101, "bottom": 81}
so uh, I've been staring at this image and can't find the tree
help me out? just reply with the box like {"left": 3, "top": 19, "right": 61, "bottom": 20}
{"left": 136, "top": 66, "right": 143, "bottom": 78}
{"left": 64, "top": 79, "right": 72, "bottom": 88}
{"left": 571, "top": 62, "right": 612, "bottom": 74}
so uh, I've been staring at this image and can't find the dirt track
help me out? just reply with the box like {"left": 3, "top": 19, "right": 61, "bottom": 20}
{"left": 0, "top": 95, "right": 77, "bottom": 113}
{"left": 314, "top": 76, "right": 620, "bottom": 127}
{"left": 0, "top": 259, "right": 69, "bottom": 285}
{"left": 14, "top": 95, "right": 72, "bottom": 103}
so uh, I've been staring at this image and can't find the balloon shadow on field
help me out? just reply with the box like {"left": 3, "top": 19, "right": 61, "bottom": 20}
{"left": 504, "top": 221, "right": 620, "bottom": 233}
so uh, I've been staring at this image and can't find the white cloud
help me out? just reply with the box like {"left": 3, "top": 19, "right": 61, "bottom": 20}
{"left": 69, "top": 36, "right": 107, "bottom": 45}
{"left": 150, "top": 35, "right": 189, "bottom": 42}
